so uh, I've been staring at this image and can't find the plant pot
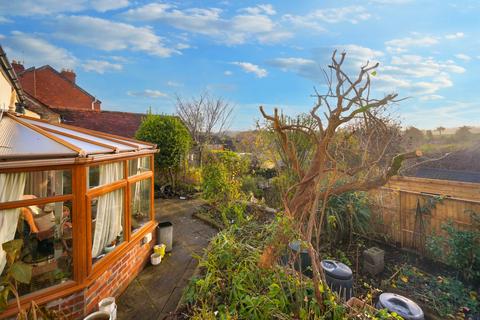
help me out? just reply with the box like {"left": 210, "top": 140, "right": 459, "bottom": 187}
{"left": 154, "top": 244, "right": 166, "bottom": 257}
{"left": 151, "top": 253, "right": 162, "bottom": 265}
{"left": 84, "top": 311, "right": 111, "bottom": 320}
{"left": 99, "top": 297, "right": 116, "bottom": 316}
{"left": 104, "top": 244, "right": 116, "bottom": 253}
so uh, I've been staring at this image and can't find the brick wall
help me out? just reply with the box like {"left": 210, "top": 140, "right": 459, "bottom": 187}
{"left": 18, "top": 67, "right": 101, "bottom": 111}
{"left": 41, "top": 235, "right": 154, "bottom": 319}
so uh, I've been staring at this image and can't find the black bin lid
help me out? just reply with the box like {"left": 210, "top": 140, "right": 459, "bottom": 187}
{"left": 378, "top": 293, "right": 424, "bottom": 320}
{"left": 320, "top": 260, "right": 352, "bottom": 280}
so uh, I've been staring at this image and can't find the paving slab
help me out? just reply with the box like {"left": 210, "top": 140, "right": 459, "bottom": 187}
{"left": 117, "top": 198, "right": 217, "bottom": 320}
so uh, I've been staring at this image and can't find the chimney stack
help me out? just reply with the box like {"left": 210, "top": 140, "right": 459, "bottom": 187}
{"left": 11, "top": 60, "right": 25, "bottom": 74}
{"left": 61, "top": 68, "right": 76, "bottom": 83}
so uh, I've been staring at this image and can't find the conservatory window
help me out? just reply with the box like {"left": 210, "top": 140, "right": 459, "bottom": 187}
{"left": 91, "top": 188, "right": 125, "bottom": 264}
{"left": 128, "top": 157, "right": 151, "bottom": 177}
{"left": 88, "top": 162, "right": 124, "bottom": 189}
{"left": 0, "top": 172, "right": 73, "bottom": 296}
{"left": 130, "top": 178, "right": 152, "bottom": 233}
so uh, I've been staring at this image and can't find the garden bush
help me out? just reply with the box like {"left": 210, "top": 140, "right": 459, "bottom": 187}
{"left": 202, "top": 150, "right": 248, "bottom": 204}
{"left": 241, "top": 175, "right": 264, "bottom": 200}
{"left": 427, "top": 211, "right": 480, "bottom": 282}
{"left": 135, "top": 113, "right": 191, "bottom": 189}
{"left": 324, "top": 191, "right": 371, "bottom": 243}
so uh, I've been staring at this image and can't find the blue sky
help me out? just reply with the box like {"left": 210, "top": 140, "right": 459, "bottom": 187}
{"left": 0, "top": 0, "right": 479, "bottom": 130}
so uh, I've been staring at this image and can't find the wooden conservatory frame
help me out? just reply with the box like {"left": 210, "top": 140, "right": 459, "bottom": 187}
{"left": 0, "top": 113, "right": 157, "bottom": 317}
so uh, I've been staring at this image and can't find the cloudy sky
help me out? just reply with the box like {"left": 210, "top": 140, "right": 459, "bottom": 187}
{"left": 0, "top": 0, "right": 479, "bottom": 130}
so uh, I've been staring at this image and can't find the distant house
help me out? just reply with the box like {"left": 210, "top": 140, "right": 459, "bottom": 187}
{"left": 12, "top": 61, "right": 101, "bottom": 111}
{"left": 12, "top": 61, "right": 145, "bottom": 138}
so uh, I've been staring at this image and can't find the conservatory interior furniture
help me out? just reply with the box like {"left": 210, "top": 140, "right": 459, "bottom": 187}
{"left": 0, "top": 112, "right": 157, "bottom": 313}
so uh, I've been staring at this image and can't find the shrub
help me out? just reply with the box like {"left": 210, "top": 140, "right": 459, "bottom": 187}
{"left": 427, "top": 211, "right": 480, "bottom": 282}
{"left": 241, "top": 175, "right": 264, "bottom": 199}
{"left": 202, "top": 151, "right": 247, "bottom": 204}
{"left": 324, "top": 191, "right": 371, "bottom": 243}
{"left": 135, "top": 113, "right": 191, "bottom": 188}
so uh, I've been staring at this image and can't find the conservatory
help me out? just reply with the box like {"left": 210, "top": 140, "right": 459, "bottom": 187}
{"left": 0, "top": 112, "right": 157, "bottom": 317}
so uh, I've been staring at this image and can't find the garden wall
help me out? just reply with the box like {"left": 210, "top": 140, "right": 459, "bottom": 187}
{"left": 369, "top": 176, "right": 480, "bottom": 254}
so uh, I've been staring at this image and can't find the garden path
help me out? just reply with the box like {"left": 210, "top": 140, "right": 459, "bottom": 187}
{"left": 117, "top": 197, "right": 217, "bottom": 320}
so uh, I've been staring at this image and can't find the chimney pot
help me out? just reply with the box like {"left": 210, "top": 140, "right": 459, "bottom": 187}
{"left": 11, "top": 60, "right": 25, "bottom": 74}
{"left": 61, "top": 69, "right": 76, "bottom": 83}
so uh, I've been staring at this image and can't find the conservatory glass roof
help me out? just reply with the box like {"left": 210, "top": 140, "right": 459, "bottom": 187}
{"left": 0, "top": 112, "right": 156, "bottom": 161}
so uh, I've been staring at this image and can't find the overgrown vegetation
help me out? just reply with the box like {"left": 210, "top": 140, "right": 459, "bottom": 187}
{"left": 181, "top": 219, "right": 401, "bottom": 320}
{"left": 427, "top": 210, "right": 480, "bottom": 282}
{"left": 395, "top": 266, "right": 479, "bottom": 318}
{"left": 201, "top": 150, "right": 249, "bottom": 204}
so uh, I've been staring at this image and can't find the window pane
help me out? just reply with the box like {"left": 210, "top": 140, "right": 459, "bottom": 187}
{"left": 88, "top": 161, "right": 124, "bottom": 189}
{"left": 0, "top": 201, "right": 73, "bottom": 297}
{"left": 0, "top": 170, "right": 72, "bottom": 203}
{"left": 91, "top": 189, "right": 124, "bottom": 264}
{"left": 130, "top": 179, "right": 152, "bottom": 233}
{"left": 128, "top": 157, "right": 151, "bottom": 177}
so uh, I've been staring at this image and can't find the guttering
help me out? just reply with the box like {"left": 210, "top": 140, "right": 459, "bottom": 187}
{"left": 0, "top": 46, "right": 25, "bottom": 105}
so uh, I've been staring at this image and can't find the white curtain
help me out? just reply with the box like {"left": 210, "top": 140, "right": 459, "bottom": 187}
{"left": 92, "top": 162, "right": 123, "bottom": 258}
{"left": 0, "top": 172, "right": 27, "bottom": 274}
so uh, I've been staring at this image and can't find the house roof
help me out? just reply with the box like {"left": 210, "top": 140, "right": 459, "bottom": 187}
{"left": 0, "top": 113, "right": 156, "bottom": 166}
{"left": 53, "top": 108, "right": 145, "bottom": 138}
{"left": 412, "top": 167, "right": 480, "bottom": 184}
{"left": 17, "top": 65, "right": 101, "bottom": 103}
{"left": 23, "top": 92, "right": 60, "bottom": 122}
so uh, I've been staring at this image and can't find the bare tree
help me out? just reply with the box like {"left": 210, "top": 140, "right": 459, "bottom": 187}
{"left": 259, "top": 51, "right": 420, "bottom": 306}
{"left": 176, "top": 92, "right": 234, "bottom": 147}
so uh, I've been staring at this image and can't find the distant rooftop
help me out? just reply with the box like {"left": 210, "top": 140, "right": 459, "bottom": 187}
{"left": 53, "top": 108, "right": 145, "bottom": 139}
{"left": 411, "top": 167, "right": 480, "bottom": 184}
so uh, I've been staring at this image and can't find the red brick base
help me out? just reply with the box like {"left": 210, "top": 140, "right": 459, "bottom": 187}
{"left": 44, "top": 236, "right": 154, "bottom": 319}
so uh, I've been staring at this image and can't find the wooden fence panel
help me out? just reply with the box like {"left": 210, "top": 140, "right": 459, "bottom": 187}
{"left": 369, "top": 176, "right": 480, "bottom": 253}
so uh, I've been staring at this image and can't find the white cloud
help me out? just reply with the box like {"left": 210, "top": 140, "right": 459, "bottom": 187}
{"left": 333, "top": 44, "right": 384, "bottom": 70}
{"left": 455, "top": 53, "right": 471, "bottom": 61}
{"left": 0, "top": 16, "right": 12, "bottom": 23}
{"left": 385, "top": 35, "right": 439, "bottom": 48}
{"left": 3, "top": 31, "right": 77, "bottom": 69}
{"left": 369, "top": 0, "right": 412, "bottom": 4}
{"left": 122, "top": 3, "right": 292, "bottom": 45}
{"left": 0, "top": 0, "right": 129, "bottom": 16}
{"left": 445, "top": 32, "right": 464, "bottom": 39}
{"left": 240, "top": 4, "right": 276, "bottom": 15}
{"left": 232, "top": 62, "right": 267, "bottom": 78}
{"left": 82, "top": 59, "right": 122, "bottom": 74}
{"left": 283, "top": 5, "right": 370, "bottom": 31}
{"left": 224, "top": 70, "right": 233, "bottom": 76}
{"left": 127, "top": 89, "right": 168, "bottom": 98}
{"left": 375, "top": 55, "right": 465, "bottom": 97}
{"left": 269, "top": 57, "right": 320, "bottom": 79}
{"left": 419, "top": 94, "right": 444, "bottom": 101}
{"left": 54, "top": 15, "right": 177, "bottom": 57}
{"left": 166, "top": 81, "right": 183, "bottom": 87}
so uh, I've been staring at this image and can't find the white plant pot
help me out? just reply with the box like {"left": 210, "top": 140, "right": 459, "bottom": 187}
{"left": 151, "top": 253, "right": 162, "bottom": 265}
{"left": 99, "top": 297, "right": 116, "bottom": 320}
